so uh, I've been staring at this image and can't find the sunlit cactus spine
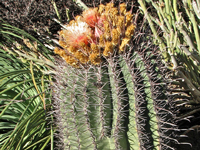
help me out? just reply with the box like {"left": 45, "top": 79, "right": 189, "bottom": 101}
{"left": 52, "top": 2, "right": 179, "bottom": 150}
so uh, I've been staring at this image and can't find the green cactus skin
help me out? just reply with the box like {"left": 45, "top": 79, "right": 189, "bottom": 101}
{"left": 52, "top": 29, "right": 180, "bottom": 149}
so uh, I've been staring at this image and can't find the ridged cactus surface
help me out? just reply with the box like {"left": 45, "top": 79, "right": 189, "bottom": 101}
{"left": 52, "top": 2, "right": 178, "bottom": 150}
{"left": 53, "top": 40, "right": 178, "bottom": 150}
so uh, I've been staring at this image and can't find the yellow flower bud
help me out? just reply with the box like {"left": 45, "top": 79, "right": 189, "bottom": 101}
{"left": 103, "top": 42, "right": 113, "bottom": 56}
{"left": 111, "top": 28, "right": 120, "bottom": 45}
{"left": 89, "top": 53, "right": 101, "bottom": 65}
{"left": 105, "top": 3, "right": 114, "bottom": 13}
{"left": 119, "top": 3, "right": 126, "bottom": 15}
{"left": 54, "top": 47, "right": 62, "bottom": 55}
{"left": 125, "top": 24, "right": 136, "bottom": 38}
{"left": 78, "top": 42, "right": 91, "bottom": 54}
{"left": 75, "top": 51, "right": 89, "bottom": 64}
{"left": 68, "top": 46, "right": 76, "bottom": 54}
{"left": 63, "top": 55, "right": 78, "bottom": 67}
{"left": 116, "top": 26, "right": 121, "bottom": 33}
{"left": 54, "top": 47, "right": 66, "bottom": 57}
{"left": 119, "top": 38, "right": 130, "bottom": 52}
{"left": 116, "top": 16, "right": 125, "bottom": 29}
{"left": 98, "top": 4, "right": 105, "bottom": 14}
{"left": 91, "top": 43, "right": 99, "bottom": 53}
{"left": 107, "top": 7, "right": 118, "bottom": 23}
{"left": 99, "top": 35, "right": 105, "bottom": 46}
{"left": 103, "top": 32, "right": 111, "bottom": 40}
{"left": 103, "top": 20, "right": 110, "bottom": 33}
{"left": 59, "top": 40, "right": 68, "bottom": 49}
{"left": 125, "top": 12, "right": 133, "bottom": 26}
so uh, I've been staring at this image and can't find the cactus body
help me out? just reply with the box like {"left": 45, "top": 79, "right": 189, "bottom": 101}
{"left": 53, "top": 44, "right": 178, "bottom": 150}
{"left": 52, "top": 2, "right": 179, "bottom": 150}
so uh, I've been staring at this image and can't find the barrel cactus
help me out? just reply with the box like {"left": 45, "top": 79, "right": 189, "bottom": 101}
{"left": 52, "top": 2, "right": 180, "bottom": 149}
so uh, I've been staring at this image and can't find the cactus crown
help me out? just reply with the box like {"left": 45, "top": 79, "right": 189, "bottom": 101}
{"left": 54, "top": 2, "right": 135, "bottom": 67}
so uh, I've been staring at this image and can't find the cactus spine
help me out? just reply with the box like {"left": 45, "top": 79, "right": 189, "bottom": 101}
{"left": 53, "top": 43, "right": 178, "bottom": 149}
{"left": 52, "top": 2, "right": 178, "bottom": 150}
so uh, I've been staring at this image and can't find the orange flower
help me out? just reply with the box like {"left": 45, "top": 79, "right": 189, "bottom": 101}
{"left": 61, "top": 21, "right": 92, "bottom": 47}
{"left": 94, "top": 14, "right": 106, "bottom": 38}
{"left": 82, "top": 8, "right": 98, "bottom": 27}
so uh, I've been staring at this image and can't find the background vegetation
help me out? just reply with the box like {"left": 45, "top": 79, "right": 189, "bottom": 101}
{"left": 0, "top": 0, "right": 200, "bottom": 149}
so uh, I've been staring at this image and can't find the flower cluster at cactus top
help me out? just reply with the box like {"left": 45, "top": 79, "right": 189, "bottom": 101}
{"left": 54, "top": 3, "right": 135, "bottom": 67}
